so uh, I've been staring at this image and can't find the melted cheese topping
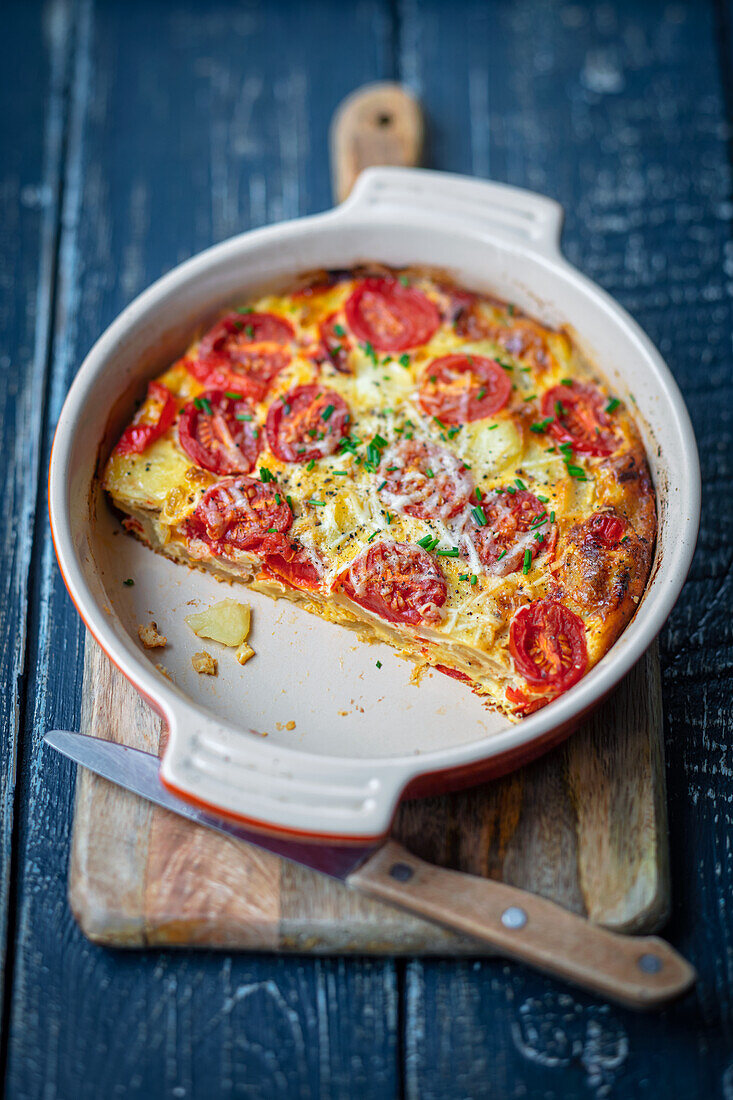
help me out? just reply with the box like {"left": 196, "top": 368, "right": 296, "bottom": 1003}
{"left": 103, "top": 268, "right": 655, "bottom": 717}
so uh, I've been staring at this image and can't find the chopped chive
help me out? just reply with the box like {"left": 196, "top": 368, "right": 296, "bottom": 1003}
{"left": 123, "top": 578, "right": 134, "bottom": 587}
{"left": 447, "top": 426, "right": 461, "bottom": 439}
{"left": 471, "top": 505, "right": 487, "bottom": 527}
{"left": 362, "top": 341, "right": 377, "bottom": 365}
{"left": 286, "top": 495, "right": 293, "bottom": 510}
{"left": 235, "top": 306, "right": 253, "bottom": 314}
{"left": 498, "top": 359, "right": 513, "bottom": 371}
{"left": 417, "top": 535, "right": 439, "bottom": 551}
{"left": 376, "top": 660, "right": 383, "bottom": 668}
{"left": 368, "top": 530, "right": 379, "bottom": 543}
{"left": 555, "top": 401, "right": 567, "bottom": 417}
{"left": 266, "top": 527, "right": 278, "bottom": 533}
{"left": 399, "top": 274, "right": 410, "bottom": 287}
{"left": 275, "top": 493, "right": 281, "bottom": 504}
{"left": 377, "top": 479, "right": 387, "bottom": 491}
{"left": 425, "top": 468, "right": 435, "bottom": 479}
{"left": 245, "top": 324, "right": 255, "bottom": 339}
{"left": 605, "top": 398, "right": 621, "bottom": 413}
{"left": 436, "top": 547, "right": 460, "bottom": 557}
{"left": 488, "top": 424, "right": 498, "bottom": 431}
{"left": 530, "top": 417, "right": 554, "bottom": 433}
{"left": 497, "top": 550, "right": 507, "bottom": 561}
{"left": 194, "top": 396, "right": 212, "bottom": 415}
{"left": 470, "top": 574, "right": 478, "bottom": 585}
{"left": 537, "top": 494, "right": 549, "bottom": 503}
{"left": 309, "top": 500, "right": 326, "bottom": 507}
{"left": 225, "top": 391, "right": 243, "bottom": 400}
{"left": 477, "top": 387, "right": 486, "bottom": 400}
{"left": 399, "top": 353, "right": 410, "bottom": 368}
{"left": 475, "top": 487, "right": 482, "bottom": 500}
{"left": 523, "top": 394, "right": 537, "bottom": 402}
{"left": 550, "top": 510, "right": 556, "bottom": 522}
{"left": 522, "top": 548, "right": 532, "bottom": 574}
{"left": 235, "top": 412, "right": 253, "bottom": 422}
{"left": 306, "top": 459, "right": 315, "bottom": 471}
{"left": 321, "top": 404, "right": 335, "bottom": 422}
{"left": 433, "top": 416, "right": 446, "bottom": 429}
{"left": 333, "top": 323, "right": 346, "bottom": 337}
{"left": 507, "top": 303, "right": 515, "bottom": 316}
{"left": 259, "top": 467, "right": 274, "bottom": 483}
{"left": 515, "top": 478, "right": 527, "bottom": 490}
{"left": 565, "top": 464, "right": 587, "bottom": 480}
{"left": 333, "top": 470, "right": 348, "bottom": 476}
{"left": 560, "top": 378, "right": 573, "bottom": 386}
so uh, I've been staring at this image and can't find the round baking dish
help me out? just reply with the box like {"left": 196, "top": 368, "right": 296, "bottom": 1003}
{"left": 49, "top": 168, "right": 700, "bottom": 840}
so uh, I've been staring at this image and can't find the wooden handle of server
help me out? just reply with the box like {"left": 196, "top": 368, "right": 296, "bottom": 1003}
{"left": 348, "top": 840, "right": 696, "bottom": 1010}
{"left": 330, "top": 82, "right": 424, "bottom": 203}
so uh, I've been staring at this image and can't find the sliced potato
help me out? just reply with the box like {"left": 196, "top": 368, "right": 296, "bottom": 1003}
{"left": 185, "top": 599, "right": 251, "bottom": 647}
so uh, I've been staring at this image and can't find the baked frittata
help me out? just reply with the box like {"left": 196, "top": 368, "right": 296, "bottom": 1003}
{"left": 102, "top": 267, "right": 656, "bottom": 716}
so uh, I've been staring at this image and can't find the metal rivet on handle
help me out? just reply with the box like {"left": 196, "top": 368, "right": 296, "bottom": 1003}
{"left": 501, "top": 906, "right": 528, "bottom": 930}
{"left": 638, "top": 953, "right": 663, "bottom": 974}
{"left": 389, "top": 862, "right": 414, "bottom": 882}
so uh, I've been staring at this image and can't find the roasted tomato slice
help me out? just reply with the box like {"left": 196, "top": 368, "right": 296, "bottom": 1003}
{"left": 264, "top": 547, "right": 323, "bottom": 591}
{"left": 542, "top": 382, "right": 618, "bottom": 456}
{"left": 378, "top": 439, "right": 473, "bottom": 522}
{"left": 190, "top": 311, "right": 294, "bottom": 401}
{"left": 266, "top": 384, "right": 350, "bottom": 463}
{"left": 582, "top": 511, "right": 627, "bottom": 549}
{"left": 115, "top": 381, "right": 176, "bottom": 455}
{"left": 186, "top": 476, "right": 292, "bottom": 558}
{"left": 344, "top": 277, "right": 440, "bottom": 352}
{"left": 419, "top": 354, "right": 512, "bottom": 424}
{"left": 340, "top": 541, "right": 447, "bottom": 626}
{"left": 178, "top": 390, "right": 260, "bottom": 475}
{"left": 462, "top": 489, "right": 551, "bottom": 575}
{"left": 317, "top": 312, "right": 352, "bottom": 373}
{"left": 510, "top": 598, "right": 588, "bottom": 693}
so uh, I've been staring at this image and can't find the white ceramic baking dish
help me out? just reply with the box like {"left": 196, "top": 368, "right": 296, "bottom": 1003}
{"left": 49, "top": 167, "right": 700, "bottom": 841}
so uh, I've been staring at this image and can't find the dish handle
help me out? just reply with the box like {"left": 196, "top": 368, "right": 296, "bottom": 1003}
{"left": 159, "top": 707, "right": 406, "bottom": 840}
{"left": 341, "top": 166, "right": 564, "bottom": 256}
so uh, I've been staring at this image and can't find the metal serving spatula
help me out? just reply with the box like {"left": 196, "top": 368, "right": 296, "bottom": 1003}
{"left": 46, "top": 730, "right": 695, "bottom": 1009}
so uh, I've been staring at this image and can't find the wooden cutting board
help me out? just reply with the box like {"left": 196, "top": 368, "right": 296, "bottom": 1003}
{"left": 68, "top": 633, "right": 669, "bottom": 951}
{"left": 68, "top": 84, "right": 669, "bottom": 951}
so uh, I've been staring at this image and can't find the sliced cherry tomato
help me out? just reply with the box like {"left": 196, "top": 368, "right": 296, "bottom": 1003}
{"left": 541, "top": 382, "right": 618, "bottom": 456}
{"left": 378, "top": 439, "right": 473, "bottom": 522}
{"left": 178, "top": 390, "right": 260, "bottom": 475}
{"left": 418, "top": 354, "right": 512, "bottom": 424}
{"left": 317, "top": 313, "right": 352, "bottom": 373}
{"left": 340, "top": 541, "right": 447, "bottom": 626}
{"left": 344, "top": 277, "right": 440, "bottom": 352}
{"left": 264, "top": 547, "right": 323, "bottom": 591}
{"left": 190, "top": 311, "right": 294, "bottom": 401}
{"left": 505, "top": 686, "right": 550, "bottom": 716}
{"left": 186, "top": 476, "right": 292, "bottom": 558}
{"left": 435, "top": 664, "right": 472, "bottom": 685}
{"left": 266, "top": 384, "right": 350, "bottom": 463}
{"left": 583, "top": 511, "right": 627, "bottom": 549}
{"left": 461, "top": 488, "right": 551, "bottom": 575}
{"left": 115, "top": 381, "right": 176, "bottom": 455}
{"left": 509, "top": 598, "right": 588, "bottom": 693}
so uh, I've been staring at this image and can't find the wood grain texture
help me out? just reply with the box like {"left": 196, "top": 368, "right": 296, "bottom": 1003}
{"left": 0, "top": 0, "right": 72, "bottom": 1023}
{"left": 68, "top": 634, "right": 667, "bottom": 953}
{"left": 349, "top": 840, "right": 693, "bottom": 1009}
{"left": 4, "top": 3, "right": 400, "bottom": 1097}
{"left": 3, "top": 0, "right": 733, "bottom": 1096}
{"left": 330, "top": 82, "right": 424, "bottom": 201}
{"left": 400, "top": 0, "right": 733, "bottom": 1096}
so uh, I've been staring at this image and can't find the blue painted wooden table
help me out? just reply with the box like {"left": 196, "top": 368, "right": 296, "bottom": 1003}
{"left": 1, "top": 1, "right": 732, "bottom": 1095}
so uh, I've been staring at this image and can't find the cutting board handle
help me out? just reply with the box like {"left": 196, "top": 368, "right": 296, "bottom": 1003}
{"left": 348, "top": 840, "right": 696, "bottom": 1009}
{"left": 330, "top": 81, "right": 424, "bottom": 202}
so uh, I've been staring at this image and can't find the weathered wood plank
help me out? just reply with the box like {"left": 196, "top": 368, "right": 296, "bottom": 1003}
{"left": 399, "top": 0, "right": 733, "bottom": 1095}
{"left": 5, "top": 1, "right": 399, "bottom": 1097}
{"left": 0, "top": 0, "right": 72, "bottom": 1026}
